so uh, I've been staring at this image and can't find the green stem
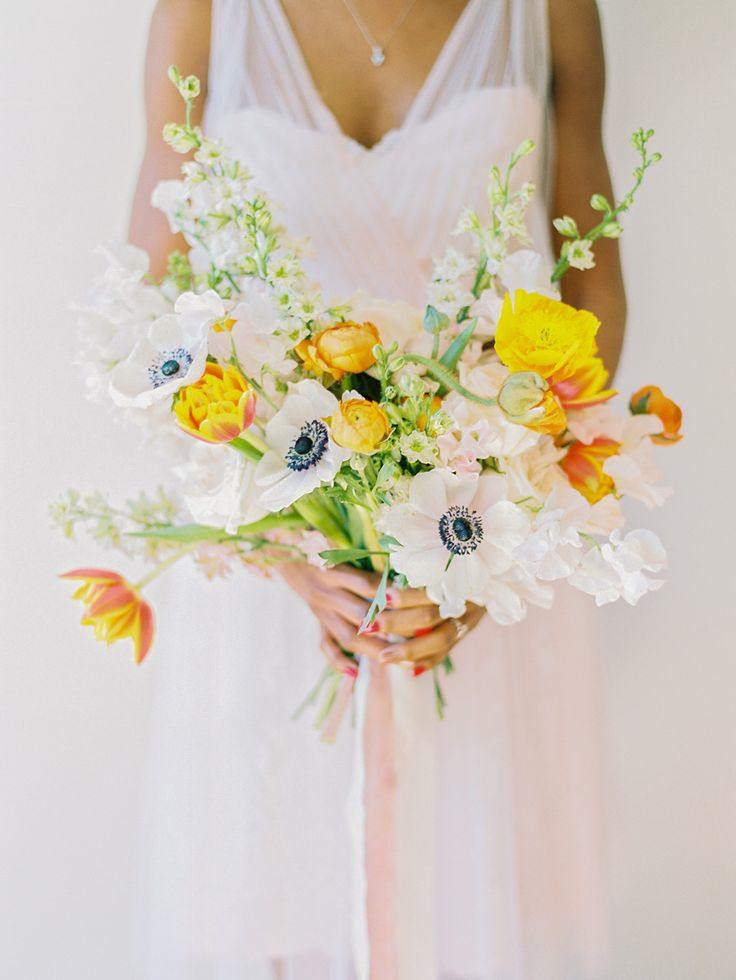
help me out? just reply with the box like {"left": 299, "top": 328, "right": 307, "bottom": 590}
{"left": 402, "top": 354, "right": 497, "bottom": 407}
{"left": 134, "top": 543, "right": 198, "bottom": 590}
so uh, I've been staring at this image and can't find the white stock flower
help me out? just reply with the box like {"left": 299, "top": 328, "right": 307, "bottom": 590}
{"left": 381, "top": 470, "right": 531, "bottom": 619}
{"left": 603, "top": 414, "right": 673, "bottom": 508}
{"left": 514, "top": 483, "right": 590, "bottom": 581}
{"left": 564, "top": 239, "right": 596, "bottom": 271}
{"left": 398, "top": 430, "right": 438, "bottom": 466}
{"left": 570, "top": 529, "right": 667, "bottom": 606}
{"left": 255, "top": 380, "right": 349, "bottom": 511}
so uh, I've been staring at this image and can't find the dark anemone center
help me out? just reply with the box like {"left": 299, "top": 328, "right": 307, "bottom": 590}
{"left": 293, "top": 435, "right": 314, "bottom": 455}
{"left": 285, "top": 420, "right": 329, "bottom": 472}
{"left": 452, "top": 517, "right": 472, "bottom": 542}
{"left": 161, "top": 359, "right": 180, "bottom": 377}
{"left": 438, "top": 505, "right": 484, "bottom": 556}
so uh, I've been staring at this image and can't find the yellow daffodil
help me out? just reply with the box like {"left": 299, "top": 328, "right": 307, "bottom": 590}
{"left": 174, "top": 362, "right": 256, "bottom": 443}
{"left": 61, "top": 568, "right": 154, "bottom": 664}
{"left": 331, "top": 398, "right": 390, "bottom": 454}
{"left": 296, "top": 320, "right": 381, "bottom": 381}
{"left": 494, "top": 290, "right": 601, "bottom": 385}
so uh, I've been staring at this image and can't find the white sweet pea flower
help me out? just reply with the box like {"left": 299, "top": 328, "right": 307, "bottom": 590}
{"left": 566, "top": 402, "right": 624, "bottom": 444}
{"left": 184, "top": 451, "right": 267, "bottom": 534}
{"left": 381, "top": 470, "right": 531, "bottom": 619}
{"left": 108, "top": 307, "right": 210, "bottom": 409}
{"left": 484, "top": 566, "right": 555, "bottom": 626}
{"left": 255, "top": 380, "right": 349, "bottom": 511}
{"left": 498, "top": 249, "right": 559, "bottom": 298}
{"left": 515, "top": 483, "right": 590, "bottom": 581}
{"left": 346, "top": 291, "right": 425, "bottom": 352}
{"left": 603, "top": 414, "right": 673, "bottom": 508}
{"left": 209, "top": 280, "right": 293, "bottom": 376}
{"left": 570, "top": 529, "right": 667, "bottom": 606}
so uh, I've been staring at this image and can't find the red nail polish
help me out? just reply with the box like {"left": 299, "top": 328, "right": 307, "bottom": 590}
{"left": 414, "top": 626, "right": 434, "bottom": 638}
{"left": 363, "top": 621, "right": 380, "bottom": 635}
{"left": 385, "top": 589, "right": 395, "bottom": 607}
{"left": 345, "top": 666, "right": 358, "bottom": 678}
{"left": 413, "top": 666, "right": 427, "bottom": 678}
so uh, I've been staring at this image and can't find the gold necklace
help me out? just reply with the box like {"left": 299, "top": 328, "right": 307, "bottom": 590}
{"left": 339, "top": 0, "right": 423, "bottom": 66}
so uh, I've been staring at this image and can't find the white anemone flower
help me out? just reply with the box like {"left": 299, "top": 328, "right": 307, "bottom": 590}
{"left": 255, "top": 380, "right": 350, "bottom": 512}
{"left": 381, "top": 470, "right": 531, "bottom": 619}
{"left": 108, "top": 311, "right": 209, "bottom": 409}
{"left": 570, "top": 529, "right": 667, "bottom": 606}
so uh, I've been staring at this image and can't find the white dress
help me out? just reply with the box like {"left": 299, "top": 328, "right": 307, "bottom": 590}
{"left": 136, "top": 2, "right": 607, "bottom": 977}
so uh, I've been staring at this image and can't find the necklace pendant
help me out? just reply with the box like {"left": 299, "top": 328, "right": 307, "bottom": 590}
{"left": 370, "top": 45, "right": 386, "bottom": 66}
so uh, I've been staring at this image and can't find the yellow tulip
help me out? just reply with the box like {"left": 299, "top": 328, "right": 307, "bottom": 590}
{"left": 296, "top": 320, "right": 381, "bottom": 381}
{"left": 174, "top": 362, "right": 256, "bottom": 443}
{"left": 497, "top": 371, "right": 568, "bottom": 435}
{"left": 60, "top": 568, "right": 154, "bottom": 664}
{"left": 331, "top": 398, "right": 390, "bottom": 454}
{"left": 494, "top": 290, "right": 600, "bottom": 385}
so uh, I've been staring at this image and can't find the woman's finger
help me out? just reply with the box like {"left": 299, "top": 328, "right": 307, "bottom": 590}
{"left": 322, "top": 611, "right": 386, "bottom": 661}
{"left": 315, "top": 565, "right": 384, "bottom": 600}
{"left": 319, "top": 627, "right": 358, "bottom": 677}
{"left": 310, "top": 585, "right": 370, "bottom": 627}
{"left": 379, "top": 620, "right": 455, "bottom": 664}
{"left": 375, "top": 603, "right": 443, "bottom": 638}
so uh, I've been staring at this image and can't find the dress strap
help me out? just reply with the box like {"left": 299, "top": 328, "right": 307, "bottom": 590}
{"left": 407, "top": 0, "right": 551, "bottom": 127}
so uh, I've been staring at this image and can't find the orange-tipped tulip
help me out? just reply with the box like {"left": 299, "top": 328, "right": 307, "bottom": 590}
{"left": 61, "top": 568, "right": 154, "bottom": 664}
{"left": 630, "top": 385, "right": 683, "bottom": 444}
{"left": 174, "top": 362, "right": 256, "bottom": 443}
{"left": 560, "top": 438, "right": 620, "bottom": 504}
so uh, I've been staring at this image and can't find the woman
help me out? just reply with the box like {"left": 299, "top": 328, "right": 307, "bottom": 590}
{"left": 131, "top": 2, "right": 625, "bottom": 977}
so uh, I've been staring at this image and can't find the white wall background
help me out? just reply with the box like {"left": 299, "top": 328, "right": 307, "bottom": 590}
{"left": 1, "top": 1, "right": 734, "bottom": 977}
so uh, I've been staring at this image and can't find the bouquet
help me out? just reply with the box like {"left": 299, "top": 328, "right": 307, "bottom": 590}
{"left": 55, "top": 68, "right": 682, "bottom": 731}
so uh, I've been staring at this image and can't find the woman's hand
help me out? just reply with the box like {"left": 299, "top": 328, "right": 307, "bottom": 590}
{"left": 278, "top": 562, "right": 446, "bottom": 675}
{"left": 378, "top": 602, "right": 486, "bottom": 672}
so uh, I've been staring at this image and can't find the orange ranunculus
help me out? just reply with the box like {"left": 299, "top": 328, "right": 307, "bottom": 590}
{"left": 61, "top": 568, "right": 154, "bottom": 664}
{"left": 560, "top": 438, "right": 620, "bottom": 504}
{"left": 497, "top": 371, "right": 568, "bottom": 435}
{"left": 174, "top": 362, "right": 256, "bottom": 443}
{"left": 331, "top": 398, "right": 390, "bottom": 454}
{"left": 552, "top": 355, "right": 616, "bottom": 409}
{"left": 630, "top": 385, "right": 683, "bottom": 444}
{"left": 296, "top": 320, "right": 381, "bottom": 381}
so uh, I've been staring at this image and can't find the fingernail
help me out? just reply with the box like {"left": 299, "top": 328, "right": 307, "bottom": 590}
{"left": 385, "top": 589, "right": 395, "bottom": 607}
{"left": 413, "top": 666, "right": 427, "bottom": 678}
{"left": 362, "top": 621, "right": 380, "bottom": 635}
{"left": 380, "top": 649, "right": 398, "bottom": 664}
{"left": 343, "top": 664, "right": 358, "bottom": 678}
{"left": 413, "top": 626, "right": 434, "bottom": 638}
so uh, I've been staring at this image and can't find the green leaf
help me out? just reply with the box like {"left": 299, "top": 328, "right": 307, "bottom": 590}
{"left": 439, "top": 317, "right": 478, "bottom": 372}
{"left": 319, "top": 547, "right": 389, "bottom": 567}
{"left": 358, "top": 562, "right": 390, "bottom": 634}
{"left": 235, "top": 513, "right": 308, "bottom": 535}
{"left": 127, "top": 523, "right": 231, "bottom": 543}
{"left": 402, "top": 354, "right": 496, "bottom": 407}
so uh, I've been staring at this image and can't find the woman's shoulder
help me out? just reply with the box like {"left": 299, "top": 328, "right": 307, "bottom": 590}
{"left": 150, "top": 0, "right": 211, "bottom": 39}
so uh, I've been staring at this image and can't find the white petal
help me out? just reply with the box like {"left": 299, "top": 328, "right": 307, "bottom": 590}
{"left": 408, "top": 470, "right": 450, "bottom": 520}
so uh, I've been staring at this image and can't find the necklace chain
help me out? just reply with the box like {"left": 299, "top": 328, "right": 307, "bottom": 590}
{"left": 340, "top": 0, "right": 422, "bottom": 66}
